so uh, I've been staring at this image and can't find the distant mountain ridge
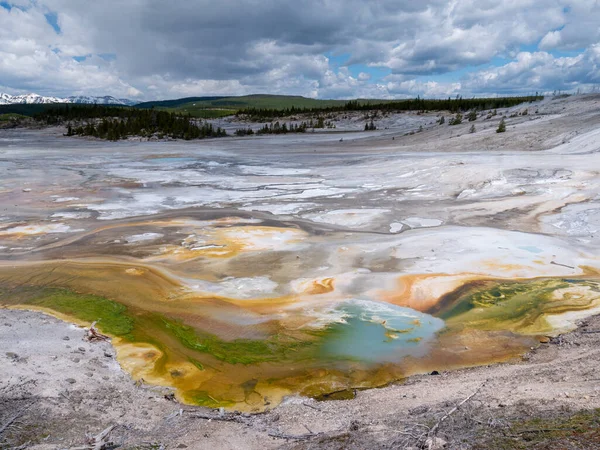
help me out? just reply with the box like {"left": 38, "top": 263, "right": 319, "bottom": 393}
{"left": 0, "top": 92, "right": 137, "bottom": 106}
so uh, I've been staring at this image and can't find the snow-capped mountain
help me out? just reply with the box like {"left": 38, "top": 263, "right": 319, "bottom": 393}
{"left": 0, "top": 93, "right": 65, "bottom": 104}
{"left": 66, "top": 95, "right": 137, "bottom": 106}
{"left": 0, "top": 92, "right": 136, "bottom": 106}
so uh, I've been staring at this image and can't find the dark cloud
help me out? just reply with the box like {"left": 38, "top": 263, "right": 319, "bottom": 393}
{"left": 0, "top": 0, "right": 599, "bottom": 99}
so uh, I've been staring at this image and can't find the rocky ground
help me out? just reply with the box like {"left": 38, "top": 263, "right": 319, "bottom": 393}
{"left": 1, "top": 308, "right": 599, "bottom": 449}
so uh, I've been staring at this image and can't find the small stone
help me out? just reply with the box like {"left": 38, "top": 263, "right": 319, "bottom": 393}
{"left": 66, "top": 378, "right": 76, "bottom": 384}
{"left": 78, "top": 347, "right": 86, "bottom": 352}
{"left": 177, "top": 444, "right": 188, "bottom": 449}
{"left": 72, "top": 357, "right": 80, "bottom": 363}
{"left": 63, "top": 336, "right": 70, "bottom": 341}
{"left": 538, "top": 336, "right": 551, "bottom": 343}
{"left": 430, "top": 370, "right": 440, "bottom": 376}
{"left": 102, "top": 376, "right": 109, "bottom": 381}
{"left": 104, "top": 351, "right": 112, "bottom": 358}
{"left": 86, "top": 373, "right": 93, "bottom": 377}
{"left": 6, "top": 352, "right": 18, "bottom": 360}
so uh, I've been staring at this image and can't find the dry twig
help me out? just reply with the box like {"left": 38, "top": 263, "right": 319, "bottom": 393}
{"left": 0, "top": 402, "right": 32, "bottom": 436}
{"left": 427, "top": 380, "right": 488, "bottom": 438}
{"left": 267, "top": 431, "right": 319, "bottom": 440}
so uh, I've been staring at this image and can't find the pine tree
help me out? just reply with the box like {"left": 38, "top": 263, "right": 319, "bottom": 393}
{"left": 467, "top": 110, "right": 477, "bottom": 121}
{"left": 496, "top": 118, "right": 506, "bottom": 133}
{"left": 449, "top": 113, "right": 463, "bottom": 125}
{"left": 469, "top": 124, "right": 476, "bottom": 133}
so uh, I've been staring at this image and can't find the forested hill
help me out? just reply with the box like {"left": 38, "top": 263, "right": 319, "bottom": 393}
{"left": 35, "top": 105, "right": 226, "bottom": 141}
{"left": 133, "top": 93, "right": 544, "bottom": 119}
{"left": 239, "top": 95, "right": 544, "bottom": 119}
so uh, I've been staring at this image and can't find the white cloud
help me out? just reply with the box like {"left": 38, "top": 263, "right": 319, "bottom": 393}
{"left": 1, "top": 0, "right": 600, "bottom": 99}
{"left": 465, "top": 47, "right": 600, "bottom": 94}
{"left": 539, "top": 31, "right": 562, "bottom": 50}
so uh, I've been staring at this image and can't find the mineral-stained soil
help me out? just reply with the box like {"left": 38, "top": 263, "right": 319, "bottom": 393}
{"left": 3, "top": 94, "right": 600, "bottom": 448}
{"left": 1, "top": 308, "right": 599, "bottom": 449}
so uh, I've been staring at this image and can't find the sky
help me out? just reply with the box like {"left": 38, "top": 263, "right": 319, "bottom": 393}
{"left": 1, "top": 0, "right": 599, "bottom": 100}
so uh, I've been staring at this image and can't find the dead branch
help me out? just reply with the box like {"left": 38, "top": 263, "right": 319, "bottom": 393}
{"left": 550, "top": 261, "right": 575, "bottom": 269}
{"left": 69, "top": 424, "right": 116, "bottom": 450}
{"left": 302, "top": 402, "right": 323, "bottom": 411}
{"left": 0, "top": 410, "right": 25, "bottom": 436}
{"left": 189, "top": 412, "right": 249, "bottom": 424}
{"left": 85, "top": 321, "right": 109, "bottom": 342}
{"left": 428, "top": 380, "right": 487, "bottom": 437}
{"left": 267, "top": 431, "right": 320, "bottom": 440}
{"left": 0, "top": 402, "right": 32, "bottom": 436}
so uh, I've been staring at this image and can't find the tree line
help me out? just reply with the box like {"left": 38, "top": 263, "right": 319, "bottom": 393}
{"left": 237, "top": 95, "right": 543, "bottom": 120}
{"left": 235, "top": 121, "right": 311, "bottom": 136}
{"left": 35, "top": 105, "right": 227, "bottom": 141}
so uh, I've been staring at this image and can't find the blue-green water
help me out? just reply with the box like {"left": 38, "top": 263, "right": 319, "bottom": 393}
{"left": 320, "top": 300, "right": 445, "bottom": 363}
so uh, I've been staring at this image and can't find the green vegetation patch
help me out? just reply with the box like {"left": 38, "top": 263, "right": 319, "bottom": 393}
{"left": 475, "top": 409, "right": 600, "bottom": 449}
{"left": 437, "top": 278, "right": 600, "bottom": 334}
{"left": 161, "top": 107, "right": 238, "bottom": 119}
{"left": 1, "top": 284, "right": 322, "bottom": 367}
{"left": 185, "top": 390, "right": 236, "bottom": 408}
{"left": 0, "top": 113, "right": 27, "bottom": 121}
{"left": 172, "top": 94, "right": 349, "bottom": 111}
{"left": 162, "top": 317, "right": 318, "bottom": 365}
{"left": 25, "top": 288, "right": 135, "bottom": 337}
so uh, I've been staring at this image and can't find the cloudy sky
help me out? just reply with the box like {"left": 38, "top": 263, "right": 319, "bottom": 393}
{"left": 1, "top": 0, "right": 599, "bottom": 100}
